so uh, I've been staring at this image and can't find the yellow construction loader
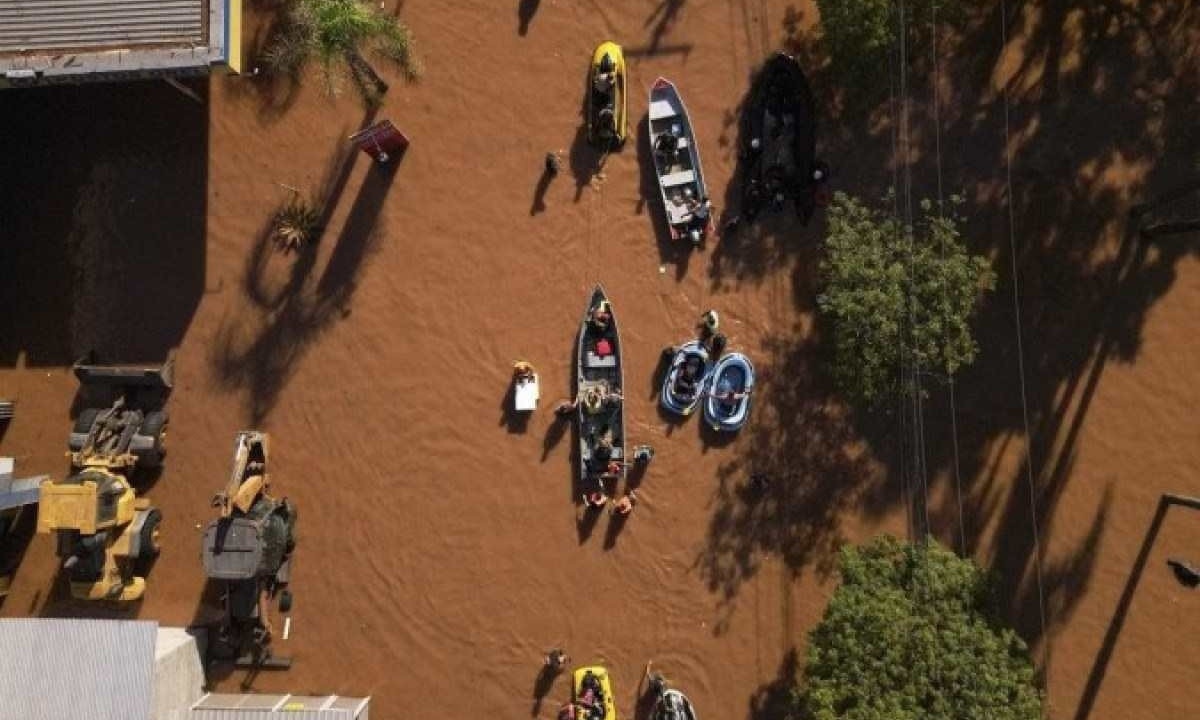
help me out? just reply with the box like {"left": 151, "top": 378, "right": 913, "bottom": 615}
{"left": 37, "top": 354, "right": 172, "bottom": 601}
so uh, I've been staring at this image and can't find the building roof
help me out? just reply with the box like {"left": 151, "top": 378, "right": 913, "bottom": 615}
{"left": 188, "top": 693, "right": 371, "bottom": 719}
{"left": 0, "top": 618, "right": 157, "bottom": 720}
{"left": 0, "top": 0, "right": 239, "bottom": 84}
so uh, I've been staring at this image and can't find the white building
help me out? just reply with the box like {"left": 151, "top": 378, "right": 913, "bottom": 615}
{"left": 0, "top": 619, "right": 369, "bottom": 720}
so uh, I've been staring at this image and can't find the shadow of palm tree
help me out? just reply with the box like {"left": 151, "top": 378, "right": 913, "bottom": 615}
{"left": 212, "top": 112, "right": 400, "bottom": 424}
{"left": 645, "top": 0, "right": 687, "bottom": 55}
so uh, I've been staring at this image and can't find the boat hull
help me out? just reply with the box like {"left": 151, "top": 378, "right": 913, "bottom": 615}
{"left": 659, "top": 340, "right": 713, "bottom": 417}
{"left": 576, "top": 286, "right": 625, "bottom": 490}
{"left": 647, "top": 77, "right": 714, "bottom": 245}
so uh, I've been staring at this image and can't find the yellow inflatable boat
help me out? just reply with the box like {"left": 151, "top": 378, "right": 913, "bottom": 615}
{"left": 573, "top": 665, "right": 617, "bottom": 720}
{"left": 588, "top": 42, "right": 627, "bottom": 150}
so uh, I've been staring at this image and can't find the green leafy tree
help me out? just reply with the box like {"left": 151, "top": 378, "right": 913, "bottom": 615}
{"left": 817, "top": 191, "right": 994, "bottom": 405}
{"left": 816, "top": 0, "right": 893, "bottom": 87}
{"left": 804, "top": 536, "right": 1042, "bottom": 720}
{"left": 264, "top": 0, "right": 420, "bottom": 103}
{"left": 816, "top": 0, "right": 962, "bottom": 91}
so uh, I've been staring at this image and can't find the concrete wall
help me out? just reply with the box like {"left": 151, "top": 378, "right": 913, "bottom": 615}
{"left": 153, "top": 627, "right": 205, "bottom": 720}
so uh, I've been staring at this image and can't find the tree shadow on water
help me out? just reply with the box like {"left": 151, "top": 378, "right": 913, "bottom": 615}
{"left": 645, "top": 0, "right": 687, "bottom": 56}
{"left": 901, "top": 1, "right": 1200, "bottom": 662}
{"left": 695, "top": 332, "right": 887, "bottom": 633}
{"left": 748, "top": 649, "right": 800, "bottom": 720}
{"left": 518, "top": 0, "right": 541, "bottom": 37}
{"left": 222, "top": 2, "right": 304, "bottom": 122}
{"left": 740, "top": 2, "right": 1200, "bottom": 679}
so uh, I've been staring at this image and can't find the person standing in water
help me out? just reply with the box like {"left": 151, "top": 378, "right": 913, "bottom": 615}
{"left": 545, "top": 151, "right": 561, "bottom": 177}
{"left": 612, "top": 490, "right": 638, "bottom": 516}
{"left": 545, "top": 648, "right": 570, "bottom": 671}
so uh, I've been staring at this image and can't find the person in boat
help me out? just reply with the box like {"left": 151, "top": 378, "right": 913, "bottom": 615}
{"left": 583, "top": 385, "right": 621, "bottom": 414}
{"left": 594, "top": 425, "right": 615, "bottom": 462}
{"left": 593, "top": 56, "right": 617, "bottom": 140}
{"left": 714, "top": 388, "right": 748, "bottom": 408}
{"left": 654, "top": 129, "right": 680, "bottom": 164}
{"left": 598, "top": 106, "right": 617, "bottom": 138}
{"left": 674, "top": 353, "right": 704, "bottom": 396}
{"left": 592, "top": 383, "right": 622, "bottom": 412}
{"left": 686, "top": 195, "right": 712, "bottom": 243}
{"left": 589, "top": 300, "right": 613, "bottom": 332}
{"left": 594, "top": 55, "right": 616, "bottom": 96}
{"left": 584, "top": 387, "right": 605, "bottom": 414}
{"left": 513, "top": 360, "right": 536, "bottom": 383}
{"left": 558, "top": 383, "right": 621, "bottom": 415}
{"left": 581, "top": 671, "right": 605, "bottom": 702}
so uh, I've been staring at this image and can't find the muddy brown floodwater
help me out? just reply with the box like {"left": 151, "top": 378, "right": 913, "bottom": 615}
{"left": 1, "top": 2, "right": 1199, "bottom": 719}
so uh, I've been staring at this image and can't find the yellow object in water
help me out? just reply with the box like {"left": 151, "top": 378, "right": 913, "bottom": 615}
{"left": 588, "top": 42, "right": 628, "bottom": 150}
{"left": 573, "top": 666, "right": 617, "bottom": 720}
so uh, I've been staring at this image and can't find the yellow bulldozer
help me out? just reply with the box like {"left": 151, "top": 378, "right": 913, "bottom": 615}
{"left": 36, "top": 354, "right": 172, "bottom": 601}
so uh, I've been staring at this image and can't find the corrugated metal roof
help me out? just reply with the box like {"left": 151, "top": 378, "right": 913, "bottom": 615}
{"left": 0, "top": 618, "right": 156, "bottom": 720}
{"left": 186, "top": 693, "right": 370, "bottom": 719}
{"left": 0, "top": 0, "right": 205, "bottom": 54}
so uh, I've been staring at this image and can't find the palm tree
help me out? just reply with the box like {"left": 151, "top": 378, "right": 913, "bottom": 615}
{"left": 264, "top": 0, "right": 420, "bottom": 103}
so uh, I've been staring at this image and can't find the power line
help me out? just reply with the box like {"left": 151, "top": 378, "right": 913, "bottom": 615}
{"left": 897, "top": 0, "right": 931, "bottom": 543}
{"left": 998, "top": 0, "right": 1052, "bottom": 701}
{"left": 885, "top": 19, "right": 915, "bottom": 543}
{"left": 929, "top": 0, "right": 968, "bottom": 556}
